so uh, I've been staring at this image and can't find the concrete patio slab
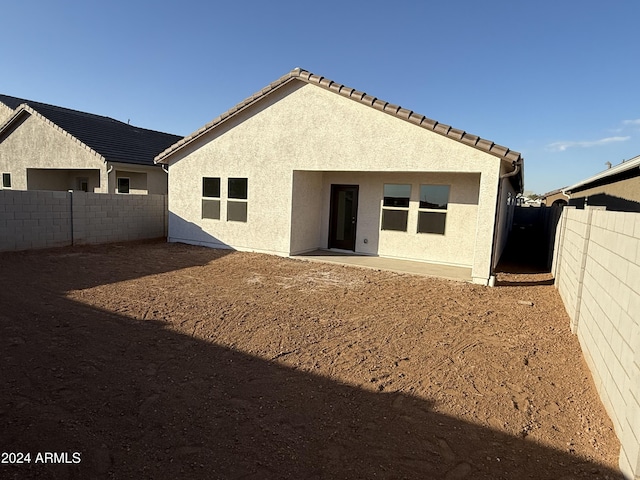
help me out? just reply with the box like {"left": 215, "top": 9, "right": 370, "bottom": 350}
{"left": 294, "top": 250, "right": 472, "bottom": 282}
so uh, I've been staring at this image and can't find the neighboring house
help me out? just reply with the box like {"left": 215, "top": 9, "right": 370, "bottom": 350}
{"left": 541, "top": 187, "right": 569, "bottom": 207}
{"left": 155, "top": 68, "right": 524, "bottom": 285}
{"left": 0, "top": 94, "right": 181, "bottom": 194}
{"left": 564, "top": 155, "right": 640, "bottom": 212}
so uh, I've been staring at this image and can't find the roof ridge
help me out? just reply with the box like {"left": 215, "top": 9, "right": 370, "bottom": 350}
{"left": 0, "top": 94, "right": 180, "bottom": 137}
{"left": 0, "top": 96, "right": 182, "bottom": 166}
{"left": 155, "top": 68, "right": 522, "bottom": 163}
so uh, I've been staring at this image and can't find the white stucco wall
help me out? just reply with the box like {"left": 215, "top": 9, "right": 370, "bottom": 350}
{"left": 290, "top": 171, "right": 324, "bottom": 254}
{"left": 0, "top": 112, "right": 109, "bottom": 191}
{"left": 303, "top": 171, "right": 480, "bottom": 268}
{"left": 109, "top": 165, "right": 167, "bottom": 195}
{"left": 26, "top": 168, "right": 101, "bottom": 192}
{"left": 165, "top": 81, "right": 504, "bottom": 282}
{"left": 493, "top": 166, "right": 518, "bottom": 269}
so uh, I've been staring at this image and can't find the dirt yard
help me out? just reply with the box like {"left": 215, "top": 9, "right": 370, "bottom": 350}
{"left": 0, "top": 240, "right": 622, "bottom": 479}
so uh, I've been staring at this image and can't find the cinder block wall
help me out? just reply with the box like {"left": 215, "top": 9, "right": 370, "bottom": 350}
{"left": 553, "top": 206, "right": 640, "bottom": 480}
{"left": 72, "top": 192, "right": 166, "bottom": 245}
{"left": 0, "top": 190, "right": 72, "bottom": 251}
{"left": 0, "top": 190, "right": 167, "bottom": 252}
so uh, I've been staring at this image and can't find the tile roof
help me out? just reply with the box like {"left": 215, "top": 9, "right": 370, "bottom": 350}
{"left": 0, "top": 94, "right": 181, "bottom": 167}
{"left": 541, "top": 187, "right": 569, "bottom": 198}
{"left": 155, "top": 67, "right": 524, "bottom": 165}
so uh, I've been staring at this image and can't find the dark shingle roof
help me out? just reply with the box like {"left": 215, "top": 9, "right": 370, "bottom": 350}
{"left": 0, "top": 94, "right": 182, "bottom": 167}
{"left": 155, "top": 67, "right": 523, "bottom": 166}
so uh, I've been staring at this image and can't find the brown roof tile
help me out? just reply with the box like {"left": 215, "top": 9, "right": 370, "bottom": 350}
{"left": 155, "top": 67, "right": 523, "bottom": 165}
{"left": 460, "top": 134, "right": 479, "bottom": 147}
{"left": 476, "top": 139, "right": 494, "bottom": 150}
{"left": 397, "top": 107, "right": 412, "bottom": 119}
{"left": 408, "top": 112, "right": 425, "bottom": 126}
{"left": 372, "top": 99, "right": 387, "bottom": 111}
{"left": 448, "top": 128, "right": 465, "bottom": 140}
{"left": 361, "top": 94, "right": 376, "bottom": 106}
{"left": 489, "top": 144, "right": 509, "bottom": 157}
{"left": 338, "top": 87, "right": 355, "bottom": 98}
{"left": 434, "top": 123, "right": 451, "bottom": 135}
{"left": 319, "top": 78, "right": 333, "bottom": 89}
{"left": 504, "top": 150, "right": 521, "bottom": 162}
{"left": 421, "top": 118, "right": 438, "bottom": 130}
{"left": 328, "top": 82, "right": 342, "bottom": 94}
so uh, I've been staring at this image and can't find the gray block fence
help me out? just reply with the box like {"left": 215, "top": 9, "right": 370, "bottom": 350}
{"left": 0, "top": 190, "right": 167, "bottom": 252}
{"left": 553, "top": 206, "right": 640, "bottom": 480}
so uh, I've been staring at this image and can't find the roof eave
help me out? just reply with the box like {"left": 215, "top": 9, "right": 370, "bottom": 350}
{"left": 155, "top": 74, "right": 301, "bottom": 164}
{"left": 155, "top": 68, "right": 523, "bottom": 165}
{"left": 564, "top": 155, "right": 640, "bottom": 193}
{"left": 0, "top": 104, "right": 31, "bottom": 136}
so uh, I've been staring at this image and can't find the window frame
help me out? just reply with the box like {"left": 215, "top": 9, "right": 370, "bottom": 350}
{"left": 417, "top": 184, "right": 450, "bottom": 235}
{"left": 202, "top": 177, "right": 221, "bottom": 220}
{"left": 2, "top": 173, "right": 11, "bottom": 189}
{"left": 227, "top": 178, "right": 248, "bottom": 222}
{"left": 381, "top": 183, "right": 411, "bottom": 232}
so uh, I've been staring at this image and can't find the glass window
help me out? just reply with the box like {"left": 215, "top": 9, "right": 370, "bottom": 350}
{"left": 2, "top": 173, "right": 11, "bottom": 188}
{"left": 117, "top": 177, "right": 130, "bottom": 194}
{"left": 202, "top": 177, "right": 221, "bottom": 220}
{"left": 227, "top": 201, "right": 248, "bottom": 222}
{"left": 420, "top": 184, "right": 449, "bottom": 209}
{"left": 383, "top": 184, "right": 410, "bottom": 208}
{"left": 418, "top": 211, "right": 447, "bottom": 234}
{"left": 227, "top": 178, "right": 248, "bottom": 222}
{"left": 203, "top": 177, "right": 220, "bottom": 198}
{"left": 228, "top": 178, "right": 248, "bottom": 199}
{"left": 381, "top": 184, "right": 411, "bottom": 231}
{"left": 382, "top": 209, "right": 408, "bottom": 231}
{"left": 202, "top": 199, "right": 220, "bottom": 219}
{"left": 418, "top": 185, "right": 449, "bottom": 234}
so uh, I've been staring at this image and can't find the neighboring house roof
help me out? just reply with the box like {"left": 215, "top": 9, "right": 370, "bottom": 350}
{"left": 0, "top": 94, "right": 181, "bottom": 167}
{"left": 541, "top": 187, "right": 569, "bottom": 198}
{"left": 564, "top": 154, "right": 640, "bottom": 193}
{"left": 155, "top": 67, "right": 524, "bottom": 169}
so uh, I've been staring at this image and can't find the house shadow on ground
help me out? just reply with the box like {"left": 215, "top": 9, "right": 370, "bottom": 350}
{"left": 0, "top": 242, "right": 622, "bottom": 479}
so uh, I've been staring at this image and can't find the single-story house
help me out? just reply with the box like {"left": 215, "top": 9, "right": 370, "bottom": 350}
{"left": 155, "top": 68, "right": 524, "bottom": 285}
{"left": 0, "top": 94, "right": 181, "bottom": 194}
{"left": 541, "top": 188, "right": 569, "bottom": 207}
{"left": 564, "top": 155, "right": 640, "bottom": 212}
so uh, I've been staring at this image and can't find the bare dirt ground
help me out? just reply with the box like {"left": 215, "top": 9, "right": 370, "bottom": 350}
{"left": 0, "top": 240, "right": 622, "bottom": 479}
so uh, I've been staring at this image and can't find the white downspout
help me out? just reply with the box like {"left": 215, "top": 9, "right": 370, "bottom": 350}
{"left": 488, "top": 159, "right": 522, "bottom": 286}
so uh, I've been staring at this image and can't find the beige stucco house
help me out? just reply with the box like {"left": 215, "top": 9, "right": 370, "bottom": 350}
{"left": 0, "top": 95, "right": 181, "bottom": 194}
{"left": 155, "top": 68, "right": 524, "bottom": 285}
{"left": 564, "top": 155, "right": 640, "bottom": 212}
{"left": 541, "top": 188, "right": 570, "bottom": 207}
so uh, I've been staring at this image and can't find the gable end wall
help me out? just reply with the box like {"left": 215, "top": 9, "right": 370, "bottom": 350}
{"left": 0, "top": 113, "right": 108, "bottom": 191}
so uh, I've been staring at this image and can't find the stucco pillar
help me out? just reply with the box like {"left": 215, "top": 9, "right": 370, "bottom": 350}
{"left": 471, "top": 168, "right": 500, "bottom": 285}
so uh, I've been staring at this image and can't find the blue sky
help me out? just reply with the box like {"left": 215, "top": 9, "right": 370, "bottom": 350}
{"left": 2, "top": 0, "right": 639, "bottom": 194}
